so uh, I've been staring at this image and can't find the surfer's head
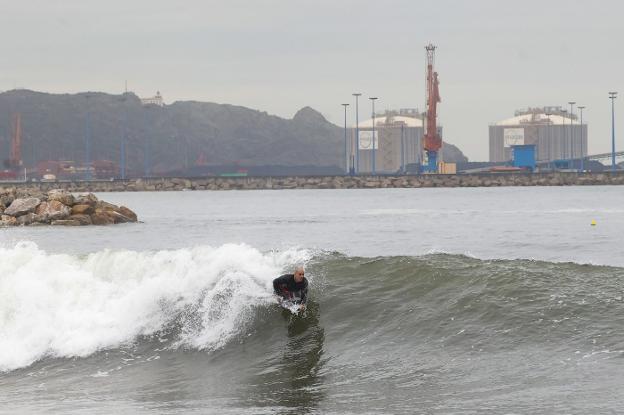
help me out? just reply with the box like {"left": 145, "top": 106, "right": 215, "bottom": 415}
{"left": 294, "top": 266, "right": 305, "bottom": 283}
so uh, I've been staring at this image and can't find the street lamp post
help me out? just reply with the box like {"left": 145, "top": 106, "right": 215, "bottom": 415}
{"left": 578, "top": 106, "right": 585, "bottom": 172}
{"left": 353, "top": 93, "right": 362, "bottom": 174}
{"left": 84, "top": 94, "right": 92, "bottom": 180}
{"left": 400, "top": 123, "right": 405, "bottom": 174}
{"left": 369, "top": 97, "right": 378, "bottom": 175}
{"left": 561, "top": 109, "right": 568, "bottom": 168}
{"left": 341, "top": 103, "right": 349, "bottom": 174}
{"left": 568, "top": 101, "right": 575, "bottom": 169}
{"left": 545, "top": 112, "right": 552, "bottom": 169}
{"left": 609, "top": 92, "right": 618, "bottom": 172}
{"left": 143, "top": 108, "right": 152, "bottom": 178}
{"left": 119, "top": 96, "right": 127, "bottom": 180}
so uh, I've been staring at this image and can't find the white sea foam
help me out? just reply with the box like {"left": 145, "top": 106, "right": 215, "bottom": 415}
{"left": 0, "top": 241, "right": 311, "bottom": 372}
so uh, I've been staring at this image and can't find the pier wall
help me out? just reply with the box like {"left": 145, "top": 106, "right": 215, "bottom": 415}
{"left": 3, "top": 172, "right": 624, "bottom": 193}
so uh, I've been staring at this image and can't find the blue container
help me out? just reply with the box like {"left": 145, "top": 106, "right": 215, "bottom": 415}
{"left": 512, "top": 145, "right": 536, "bottom": 170}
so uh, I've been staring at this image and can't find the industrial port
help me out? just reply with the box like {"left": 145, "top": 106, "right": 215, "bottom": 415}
{"left": 0, "top": 45, "right": 619, "bottom": 182}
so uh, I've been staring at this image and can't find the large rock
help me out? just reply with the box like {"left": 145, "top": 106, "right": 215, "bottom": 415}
{"left": 95, "top": 200, "right": 119, "bottom": 211}
{"left": 92, "top": 201, "right": 137, "bottom": 223}
{"left": 4, "top": 197, "right": 41, "bottom": 217}
{"left": 36, "top": 200, "right": 71, "bottom": 221}
{"left": 17, "top": 213, "right": 40, "bottom": 226}
{"left": 17, "top": 189, "right": 46, "bottom": 201}
{"left": 71, "top": 204, "right": 94, "bottom": 215}
{"left": 51, "top": 219, "right": 82, "bottom": 226}
{"left": 118, "top": 206, "right": 138, "bottom": 222}
{"left": 0, "top": 214, "right": 18, "bottom": 226}
{"left": 47, "top": 189, "right": 75, "bottom": 206}
{"left": 69, "top": 214, "right": 92, "bottom": 226}
{"left": 75, "top": 193, "right": 98, "bottom": 207}
{"left": 101, "top": 209, "right": 132, "bottom": 224}
{"left": 0, "top": 193, "right": 15, "bottom": 208}
{"left": 90, "top": 211, "right": 115, "bottom": 225}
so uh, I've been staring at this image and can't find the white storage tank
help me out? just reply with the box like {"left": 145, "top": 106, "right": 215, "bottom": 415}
{"left": 489, "top": 107, "right": 587, "bottom": 163}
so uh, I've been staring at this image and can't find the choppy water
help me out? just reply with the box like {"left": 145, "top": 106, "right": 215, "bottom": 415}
{"left": 1, "top": 187, "right": 624, "bottom": 414}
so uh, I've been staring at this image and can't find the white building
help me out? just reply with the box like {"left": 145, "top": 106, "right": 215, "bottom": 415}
{"left": 141, "top": 91, "right": 164, "bottom": 107}
{"left": 490, "top": 107, "right": 587, "bottom": 163}
{"left": 349, "top": 111, "right": 443, "bottom": 173}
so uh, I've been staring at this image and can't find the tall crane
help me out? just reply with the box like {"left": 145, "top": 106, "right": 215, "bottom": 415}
{"left": 423, "top": 44, "right": 442, "bottom": 173}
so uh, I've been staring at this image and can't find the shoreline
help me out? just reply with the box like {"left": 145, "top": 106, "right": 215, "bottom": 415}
{"left": 2, "top": 172, "right": 624, "bottom": 192}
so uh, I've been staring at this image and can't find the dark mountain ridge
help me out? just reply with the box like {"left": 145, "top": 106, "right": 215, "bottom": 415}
{"left": 0, "top": 89, "right": 467, "bottom": 176}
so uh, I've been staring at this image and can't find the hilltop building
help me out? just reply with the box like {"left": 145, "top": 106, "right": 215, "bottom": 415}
{"left": 141, "top": 91, "right": 164, "bottom": 107}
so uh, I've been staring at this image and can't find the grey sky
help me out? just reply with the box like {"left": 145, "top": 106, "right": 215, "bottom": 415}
{"left": 0, "top": 0, "right": 622, "bottom": 160}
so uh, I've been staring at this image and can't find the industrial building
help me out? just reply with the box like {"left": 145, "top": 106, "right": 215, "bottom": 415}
{"left": 349, "top": 110, "right": 448, "bottom": 174}
{"left": 489, "top": 107, "right": 587, "bottom": 164}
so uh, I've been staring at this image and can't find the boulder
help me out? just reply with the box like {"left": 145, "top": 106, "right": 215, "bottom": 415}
{"left": 106, "top": 210, "right": 133, "bottom": 224}
{"left": 91, "top": 211, "right": 115, "bottom": 225}
{"left": 75, "top": 193, "right": 98, "bottom": 207}
{"left": 95, "top": 200, "right": 119, "bottom": 211}
{"left": 47, "top": 189, "right": 75, "bottom": 206}
{"left": 17, "top": 213, "right": 40, "bottom": 226}
{"left": 36, "top": 200, "right": 71, "bottom": 221}
{"left": 118, "top": 206, "right": 138, "bottom": 222}
{"left": 0, "top": 214, "right": 18, "bottom": 226}
{"left": 51, "top": 219, "right": 82, "bottom": 226}
{"left": 17, "top": 190, "right": 46, "bottom": 201}
{"left": 68, "top": 214, "right": 92, "bottom": 225}
{"left": 0, "top": 193, "right": 15, "bottom": 208}
{"left": 4, "top": 197, "right": 41, "bottom": 217}
{"left": 71, "top": 204, "right": 94, "bottom": 215}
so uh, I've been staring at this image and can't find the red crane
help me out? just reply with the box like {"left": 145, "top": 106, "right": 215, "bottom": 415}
{"left": 423, "top": 44, "right": 442, "bottom": 172}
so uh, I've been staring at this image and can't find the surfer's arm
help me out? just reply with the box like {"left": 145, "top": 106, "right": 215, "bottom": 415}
{"left": 273, "top": 274, "right": 289, "bottom": 295}
{"left": 300, "top": 284, "right": 308, "bottom": 304}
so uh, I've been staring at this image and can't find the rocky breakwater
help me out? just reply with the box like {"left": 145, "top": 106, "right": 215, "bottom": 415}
{"left": 0, "top": 189, "right": 138, "bottom": 227}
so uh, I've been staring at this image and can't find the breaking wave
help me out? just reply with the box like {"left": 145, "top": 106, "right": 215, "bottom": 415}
{"left": 2, "top": 242, "right": 624, "bottom": 375}
{"left": 0, "top": 242, "right": 311, "bottom": 372}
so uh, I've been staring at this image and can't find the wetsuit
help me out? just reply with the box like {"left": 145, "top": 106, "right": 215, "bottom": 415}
{"left": 273, "top": 274, "right": 308, "bottom": 304}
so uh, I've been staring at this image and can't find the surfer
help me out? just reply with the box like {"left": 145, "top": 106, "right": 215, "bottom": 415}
{"left": 273, "top": 266, "right": 308, "bottom": 310}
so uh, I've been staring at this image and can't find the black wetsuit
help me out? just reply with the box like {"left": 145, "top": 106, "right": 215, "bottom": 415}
{"left": 273, "top": 274, "right": 308, "bottom": 304}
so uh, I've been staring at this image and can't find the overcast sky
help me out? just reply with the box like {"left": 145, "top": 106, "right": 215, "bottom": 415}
{"left": 0, "top": 0, "right": 622, "bottom": 160}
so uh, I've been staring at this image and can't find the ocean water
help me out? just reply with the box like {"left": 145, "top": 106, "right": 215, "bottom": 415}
{"left": 1, "top": 186, "right": 624, "bottom": 414}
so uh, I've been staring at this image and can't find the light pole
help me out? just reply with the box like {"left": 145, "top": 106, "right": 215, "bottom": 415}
{"left": 545, "top": 112, "right": 552, "bottom": 169}
{"left": 369, "top": 97, "right": 378, "bottom": 175}
{"left": 561, "top": 109, "right": 568, "bottom": 167}
{"left": 144, "top": 107, "right": 152, "bottom": 177}
{"left": 578, "top": 106, "right": 585, "bottom": 172}
{"left": 119, "top": 95, "right": 127, "bottom": 180}
{"left": 609, "top": 92, "right": 618, "bottom": 172}
{"left": 353, "top": 93, "right": 362, "bottom": 174}
{"left": 568, "top": 102, "right": 576, "bottom": 169}
{"left": 84, "top": 94, "right": 92, "bottom": 180}
{"left": 341, "top": 103, "right": 349, "bottom": 174}
{"left": 400, "top": 123, "right": 405, "bottom": 174}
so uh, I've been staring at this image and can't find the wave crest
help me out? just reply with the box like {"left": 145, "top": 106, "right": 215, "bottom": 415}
{"left": 0, "top": 242, "right": 310, "bottom": 372}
